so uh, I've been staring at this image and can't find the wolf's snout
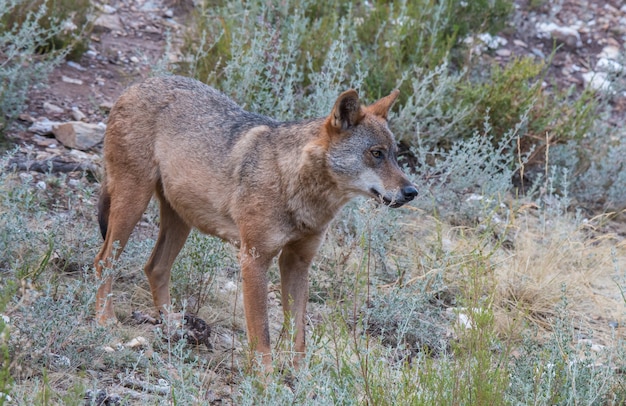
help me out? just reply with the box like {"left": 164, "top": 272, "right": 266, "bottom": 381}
{"left": 401, "top": 185, "right": 418, "bottom": 201}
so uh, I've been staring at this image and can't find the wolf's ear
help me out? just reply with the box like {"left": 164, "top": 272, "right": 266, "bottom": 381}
{"left": 328, "top": 89, "right": 363, "bottom": 131}
{"left": 364, "top": 89, "right": 400, "bottom": 120}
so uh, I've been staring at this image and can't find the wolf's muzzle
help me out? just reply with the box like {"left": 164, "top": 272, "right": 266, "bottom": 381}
{"left": 388, "top": 185, "right": 418, "bottom": 207}
{"left": 374, "top": 185, "right": 418, "bottom": 208}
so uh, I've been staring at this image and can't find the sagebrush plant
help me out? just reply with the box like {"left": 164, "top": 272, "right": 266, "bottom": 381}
{"left": 2, "top": 0, "right": 93, "bottom": 60}
{"left": 506, "top": 290, "right": 624, "bottom": 405}
{"left": 0, "top": 0, "right": 69, "bottom": 140}
{"left": 185, "top": 0, "right": 512, "bottom": 114}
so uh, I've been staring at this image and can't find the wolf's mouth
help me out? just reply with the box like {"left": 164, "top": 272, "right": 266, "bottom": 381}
{"left": 370, "top": 188, "right": 404, "bottom": 208}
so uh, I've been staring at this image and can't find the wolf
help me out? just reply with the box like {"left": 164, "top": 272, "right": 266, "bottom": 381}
{"left": 94, "top": 75, "right": 417, "bottom": 368}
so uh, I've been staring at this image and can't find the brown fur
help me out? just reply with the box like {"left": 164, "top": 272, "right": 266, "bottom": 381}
{"left": 94, "top": 75, "right": 416, "bottom": 369}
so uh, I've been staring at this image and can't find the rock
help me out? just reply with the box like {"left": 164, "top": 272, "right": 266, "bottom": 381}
{"left": 101, "top": 4, "right": 117, "bottom": 14}
{"left": 28, "top": 118, "right": 62, "bottom": 135}
{"left": 43, "top": 102, "right": 64, "bottom": 115}
{"left": 61, "top": 76, "right": 83, "bottom": 85}
{"left": 125, "top": 336, "right": 149, "bottom": 349}
{"left": 599, "top": 45, "right": 621, "bottom": 60}
{"left": 52, "top": 122, "right": 106, "bottom": 150}
{"left": 496, "top": 49, "right": 511, "bottom": 57}
{"left": 513, "top": 39, "right": 528, "bottom": 48}
{"left": 99, "top": 101, "right": 114, "bottom": 112}
{"left": 581, "top": 71, "right": 611, "bottom": 91}
{"left": 596, "top": 57, "right": 623, "bottom": 73}
{"left": 93, "top": 14, "right": 124, "bottom": 32}
{"left": 536, "top": 22, "right": 582, "bottom": 48}
{"left": 66, "top": 61, "right": 85, "bottom": 71}
{"left": 70, "top": 107, "right": 86, "bottom": 121}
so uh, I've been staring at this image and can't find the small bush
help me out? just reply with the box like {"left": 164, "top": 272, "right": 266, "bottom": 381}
{"left": 2, "top": 0, "right": 93, "bottom": 59}
{"left": 0, "top": 1, "right": 62, "bottom": 139}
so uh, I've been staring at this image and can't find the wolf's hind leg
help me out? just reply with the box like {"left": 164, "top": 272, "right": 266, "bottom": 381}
{"left": 94, "top": 181, "right": 154, "bottom": 325}
{"left": 143, "top": 183, "right": 191, "bottom": 316}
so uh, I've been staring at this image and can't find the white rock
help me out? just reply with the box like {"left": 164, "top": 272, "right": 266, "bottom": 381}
{"left": 61, "top": 76, "right": 83, "bottom": 85}
{"left": 513, "top": 39, "right": 528, "bottom": 48}
{"left": 496, "top": 49, "right": 511, "bottom": 57}
{"left": 125, "top": 336, "right": 149, "bottom": 349}
{"left": 599, "top": 45, "right": 621, "bottom": 60}
{"left": 94, "top": 14, "right": 124, "bottom": 32}
{"left": 582, "top": 71, "right": 611, "bottom": 91}
{"left": 71, "top": 107, "right": 86, "bottom": 121}
{"left": 66, "top": 61, "right": 86, "bottom": 71}
{"left": 28, "top": 119, "right": 61, "bottom": 135}
{"left": 223, "top": 281, "right": 238, "bottom": 292}
{"left": 596, "top": 57, "right": 623, "bottom": 73}
{"left": 102, "top": 346, "right": 115, "bottom": 353}
{"left": 43, "top": 102, "right": 64, "bottom": 115}
{"left": 102, "top": 4, "right": 117, "bottom": 14}
{"left": 36, "top": 181, "right": 46, "bottom": 190}
{"left": 536, "top": 22, "right": 581, "bottom": 47}
{"left": 457, "top": 313, "right": 473, "bottom": 329}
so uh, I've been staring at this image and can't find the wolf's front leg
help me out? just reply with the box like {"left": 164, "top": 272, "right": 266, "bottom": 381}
{"left": 278, "top": 234, "right": 324, "bottom": 367}
{"left": 240, "top": 244, "right": 274, "bottom": 370}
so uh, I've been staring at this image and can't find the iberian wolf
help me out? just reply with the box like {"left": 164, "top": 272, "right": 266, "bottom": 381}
{"left": 94, "top": 75, "right": 417, "bottom": 368}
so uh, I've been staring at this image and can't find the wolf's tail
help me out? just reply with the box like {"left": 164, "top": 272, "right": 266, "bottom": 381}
{"left": 98, "top": 181, "right": 111, "bottom": 240}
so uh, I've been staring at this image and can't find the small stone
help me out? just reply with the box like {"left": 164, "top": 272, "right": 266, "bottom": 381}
{"left": 43, "top": 102, "right": 64, "bottom": 115}
{"left": 513, "top": 39, "right": 528, "bottom": 48}
{"left": 496, "top": 49, "right": 511, "bottom": 57}
{"left": 164, "top": 9, "right": 174, "bottom": 18}
{"left": 125, "top": 336, "right": 149, "bottom": 349}
{"left": 66, "top": 61, "right": 85, "bottom": 71}
{"left": 28, "top": 119, "right": 61, "bottom": 135}
{"left": 591, "top": 344, "right": 605, "bottom": 352}
{"left": 99, "top": 101, "right": 114, "bottom": 112}
{"left": 130, "top": 56, "right": 140, "bottom": 64}
{"left": 102, "top": 346, "right": 115, "bottom": 353}
{"left": 36, "top": 181, "right": 46, "bottom": 190}
{"left": 223, "top": 281, "right": 237, "bottom": 292}
{"left": 68, "top": 178, "right": 80, "bottom": 187}
{"left": 93, "top": 14, "right": 124, "bottom": 32}
{"left": 582, "top": 71, "right": 611, "bottom": 91}
{"left": 18, "top": 113, "right": 34, "bottom": 122}
{"left": 599, "top": 45, "right": 621, "bottom": 60}
{"left": 536, "top": 22, "right": 581, "bottom": 48}
{"left": 61, "top": 76, "right": 83, "bottom": 85}
{"left": 52, "top": 121, "right": 106, "bottom": 150}
{"left": 70, "top": 107, "right": 86, "bottom": 121}
{"left": 596, "top": 57, "right": 623, "bottom": 72}
{"left": 102, "top": 4, "right": 117, "bottom": 14}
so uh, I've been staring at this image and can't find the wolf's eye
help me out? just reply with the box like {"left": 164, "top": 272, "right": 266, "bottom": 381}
{"left": 371, "top": 150, "right": 383, "bottom": 159}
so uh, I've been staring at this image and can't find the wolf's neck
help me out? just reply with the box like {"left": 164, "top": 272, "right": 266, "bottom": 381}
{"left": 281, "top": 137, "right": 350, "bottom": 232}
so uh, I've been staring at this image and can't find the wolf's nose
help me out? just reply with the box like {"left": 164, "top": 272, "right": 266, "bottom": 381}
{"left": 402, "top": 185, "right": 418, "bottom": 201}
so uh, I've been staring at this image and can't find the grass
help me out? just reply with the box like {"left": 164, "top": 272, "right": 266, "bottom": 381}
{"left": 1, "top": 0, "right": 626, "bottom": 403}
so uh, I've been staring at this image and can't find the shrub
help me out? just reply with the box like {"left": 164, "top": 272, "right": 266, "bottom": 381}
{"left": 184, "top": 0, "right": 513, "bottom": 112}
{"left": 0, "top": 1, "right": 61, "bottom": 140}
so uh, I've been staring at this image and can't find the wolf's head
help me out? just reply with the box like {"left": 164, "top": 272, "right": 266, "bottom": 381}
{"left": 323, "top": 89, "right": 417, "bottom": 208}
